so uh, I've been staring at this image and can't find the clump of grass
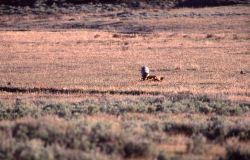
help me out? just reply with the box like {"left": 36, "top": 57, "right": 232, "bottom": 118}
{"left": 163, "top": 116, "right": 250, "bottom": 141}
{"left": 187, "top": 134, "right": 207, "bottom": 154}
{"left": 122, "top": 140, "right": 154, "bottom": 158}
{"left": 43, "top": 103, "right": 72, "bottom": 118}
{"left": 157, "top": 151, "right": 169, "bottom": 160}
{"left": 0, "top": 135, "right": 16, "bottom": 160}
{"left": 14, "top": 139, "right": 53, "bottom": 160}
{"left": 0, "top": 119, "right": 157, "bottom": 160}
{"left": 0, "top": 99, "right": 41, "bottom": 120}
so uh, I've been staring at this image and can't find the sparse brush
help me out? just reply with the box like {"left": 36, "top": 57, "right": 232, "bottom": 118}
{"left": 187, "top": 134, "right": 207, "bottom": 154}
{"left": 0, "top": 95, "right": 248, "bottom": 120}
{"left": 0, "top": 109, "right": 249, "bottom": 160}
{"left": 122, "top": 140, "right": 154, "bottom": 158}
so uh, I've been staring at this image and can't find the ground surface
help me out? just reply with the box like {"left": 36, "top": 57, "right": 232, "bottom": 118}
{"left": 0, "top": 4, "right": 250, "bottom": 160}
{"left": 0, "top": 5, "right": 250, "bottom": 102}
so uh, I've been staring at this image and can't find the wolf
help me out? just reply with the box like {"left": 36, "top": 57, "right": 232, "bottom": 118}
{"left": 141, "top": 66, "right": 164, "bottom": 81}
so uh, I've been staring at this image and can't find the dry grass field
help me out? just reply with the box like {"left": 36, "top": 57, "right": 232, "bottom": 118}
{"left": 0, "top": 6, "right": 250, "bottom": 102}
{"left": 0, "top": 3, "right": 250, "bottom": 160}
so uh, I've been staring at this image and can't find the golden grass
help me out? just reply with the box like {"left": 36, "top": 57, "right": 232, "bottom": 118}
{"left": 0, "top": 28, "right": 249, "bottom": 101}
{"left": 0, "top": 6, "right": 249, "bottom": 102}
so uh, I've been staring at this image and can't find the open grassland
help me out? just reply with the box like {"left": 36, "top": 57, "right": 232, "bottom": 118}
{"left": 0, "top": 4, "right": 250, "bottom": 160}
{"left": 0, "top": 9, "right": 250, "bottom": 101}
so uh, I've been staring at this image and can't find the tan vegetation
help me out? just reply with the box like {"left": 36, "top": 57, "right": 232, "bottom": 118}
{"left": 0, "top": 4, "right": 249, "bottom": 160}
{"left": 0, "top": 11, "right": 250, "bottom": 101}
